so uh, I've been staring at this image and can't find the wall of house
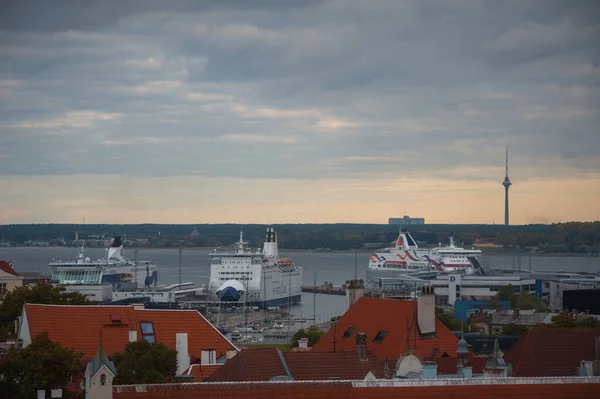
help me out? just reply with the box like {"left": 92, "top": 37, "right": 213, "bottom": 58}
{"left": 113, "top": 381, "right": 600, "bottom": 398}
{"left": 0, "top": 273, "right": 24, "bottom": 298}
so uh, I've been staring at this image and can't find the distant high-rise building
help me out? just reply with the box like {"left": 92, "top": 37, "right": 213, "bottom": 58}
{"left": 388, "top": 216, "right": 425, "bottom": 225}
{"left": 502, "top": 147, "right": 512, "bottom": 226}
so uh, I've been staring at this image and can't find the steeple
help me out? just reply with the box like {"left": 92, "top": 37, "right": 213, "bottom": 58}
{"left": 502, "top": 146, "right": 512, "bottom": 226}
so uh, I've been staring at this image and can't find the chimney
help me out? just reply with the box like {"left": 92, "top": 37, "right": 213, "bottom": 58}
{"left": 463, "top": 366, "right": 473, "bottom": 378}
{"left": 346, "top": 279, "right": 365, "bottom": 309}
{"left": 176, "top": 333, "right": 190, "bottom": 375}
{"left": 226, "top": 348, "right": 238, "bottom": 360}
{"left": 201, "top": 348, "right": 216, "bottom": 365}
{"left": 417, "top": 286, "right": 435, "bottom": 335}
{"left": 128, "top": 330, "right": 137, "bottom": 343}
{"left": 513, "top": 309, "right": 520, "bottom": 321}
{"left": 298, "top": 338, "right": 309, "bottom": 350}
{"left": 422, "top": 361, "right": 438, "bottom": 379}
{"left": 356, "top": 333, "right": 368, "bottom": 361}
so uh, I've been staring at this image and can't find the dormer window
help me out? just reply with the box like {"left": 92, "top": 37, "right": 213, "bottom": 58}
{"left": 140, "top": 321, "right": 156, "bottom": 343}
{"left": 343, "top": 326, "right": 356, "bottom": 339}
{"left": 373, "top": 330, "right": 389, "bottom": 343}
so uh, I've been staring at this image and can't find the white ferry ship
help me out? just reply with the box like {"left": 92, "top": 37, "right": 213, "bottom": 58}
{"left": 367, "top": 230, "right": 483, "bottom": 277}
{"left": 209, "top": 228, "right": 302, "bottom": 307}
{"left": 49, "top": 237, "right": 158, "bottom": 290}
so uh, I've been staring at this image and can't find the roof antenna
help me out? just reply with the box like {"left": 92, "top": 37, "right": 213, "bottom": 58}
{"left": 331, "top": 323, "right": 338, "bottom": 352}
{"left": 405, "top": 316, "right": 411, "bottom": 351}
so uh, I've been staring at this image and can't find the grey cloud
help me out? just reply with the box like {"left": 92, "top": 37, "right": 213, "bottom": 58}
{"left": 0, "top": 0, "right": 599, "bottom": 182}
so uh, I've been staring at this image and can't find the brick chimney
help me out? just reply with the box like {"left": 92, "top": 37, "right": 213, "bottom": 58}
{"left": 356, "top": 332, "right": 368, "bottom": 362}
{"left": 417, "top": 286, "right": 435, "bottom": 335}
{"left": 512, "top": 309, "right": 520, "bottom": 322}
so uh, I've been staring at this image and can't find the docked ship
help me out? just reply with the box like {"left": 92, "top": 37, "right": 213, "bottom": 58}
{"left": 49, "top": 237, "right": 158, "bottom": 290}
{"left": 367, "top": 230, "right": 483, "bottom": 280}
{"left": 209, "top": 228, "right": 302, "bottom": 307}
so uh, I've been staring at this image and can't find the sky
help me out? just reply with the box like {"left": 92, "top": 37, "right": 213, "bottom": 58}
{"left": 1, "top": 0, "right": 599, "bottom": 225}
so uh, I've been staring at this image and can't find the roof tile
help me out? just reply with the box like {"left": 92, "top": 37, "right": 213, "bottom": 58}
{"left": 0, "top": 260, "right": 19, "bottom": 276}
{"left": 311, "top": 297, "right": 459, "bottom": 361}
{"left": 208, "top": 348, "right": 386, "bottom": 382}
{"left": 23, "top": 304, "right": 237, "bottom": 363}
{"left": 504, "top": 326, "right": 600, "bottom": 377}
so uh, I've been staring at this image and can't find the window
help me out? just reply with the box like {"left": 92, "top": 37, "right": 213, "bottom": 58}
{"left": 0, "top": 283, "right": 6, "bottom": 294}
{"left": 100, "top": 374, "right": 106, "bottom": 386}
{"left": 373, "top": 330, "right": 389, "bottom": 343}
{"left": 140, "top": 322, "right": 156, "bottom": 343}
{"left": 343, "top": 326, "right": 356, "bottom": 339}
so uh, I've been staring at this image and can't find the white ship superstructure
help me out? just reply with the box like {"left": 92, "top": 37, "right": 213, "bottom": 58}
{"left": 209, "top": 228, "right": 302, "bottom": 307}
{"left": 49, "top": 237, "right": 158, "bottom": 290}
{"left": 367, "top": 230, "right": 482, "bottom": 277}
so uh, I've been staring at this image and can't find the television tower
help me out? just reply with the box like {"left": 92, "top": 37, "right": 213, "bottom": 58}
{"left": 502, "top": 147, "right": 512, "bottom": 225}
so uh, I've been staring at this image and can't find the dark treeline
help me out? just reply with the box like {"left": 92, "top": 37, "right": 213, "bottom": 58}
{"left": 1, "top": 222, "right": 599, "bottom": 253}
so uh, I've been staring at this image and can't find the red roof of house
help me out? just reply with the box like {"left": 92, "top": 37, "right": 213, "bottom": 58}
{"left": 208, "top": 348, "right": 287, "bottom": 381}
{"left": 434, "top": 356, "right": 488, "bottom": 375}
{"left": 504, "top": 327, "right": 600, "bottom": 377}
{"left": 0, "top": 260, "right": 19, "bottom": 276}
{"left": 23, "top": 304, "right": 238, "bottom": 362}
{"left": 311, "top": 297, "right": 459, "bottom": 361}
{"left": 113, "top": 379, "right": 600, "bottom": 399}
{"left": 185, "top": 364, "right": 222, "bottom": 381}
{"left": 207, "top": 348, "right": 386, "bottom": 381}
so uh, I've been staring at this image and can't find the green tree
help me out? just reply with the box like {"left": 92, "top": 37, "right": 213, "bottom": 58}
{"left": 289, "top": 326, "right": 324, "bottom": 348}
{"left": 0, "top": 331, "right": 83, "bottom": 399}
{"left": 494, "top": 285, "right": 546, "bottom": 311}
{"left": 496, "top": 285, "right": 517, "bottom": 307}
{"left": 576, "top": 316, "right": 600, "bottom": 328}
{"left": 435, "top": 308, "right": 463, "bottom": 331}
{"left": 549, "top": 313, "right": 577, "bottom": 327}
{"left": 501, "top": 323, "right": 530, "bottom": 336}
{"left": 0, "top": 281, "right": 89, "bottom": 326}
{"left": 111, "top": 340, "right": 177, "bottom": 384}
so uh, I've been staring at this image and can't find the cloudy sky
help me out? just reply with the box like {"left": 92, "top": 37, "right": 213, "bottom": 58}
{"left": 1, "top": 0, "right": 599, "bottom": 225}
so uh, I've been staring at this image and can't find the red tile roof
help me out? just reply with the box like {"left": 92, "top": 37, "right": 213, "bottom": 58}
{"left": 311, "top": 297, "right": 459, "bottom": 361}
{"left": 504, "top": 326, "right": 600, "bottom": 377}
{"left": 208, "top": 348, "right": 386, "bottom": 382}
{"left": 113, "top": 379, "right": 600, "bottom": 399}
{"left": 23, "top": 304, "right": 238, "bottom": 362}
{"left": 0, "top": 260, "right": 19, "bottom": 276}
{"left": 284, "top": 351, "right": 385, "bottom": 380}
{"left": 207, "top": 348, "right": 288, "bottom": 381}
{"left": 185, "top": 364, "right": 222, "bottom": 381}
{"left": 434, "top": 356, "right": 488, "bottom": 375}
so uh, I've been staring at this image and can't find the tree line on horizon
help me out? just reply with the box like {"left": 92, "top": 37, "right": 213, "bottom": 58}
{"left": 0, "top": 222, "right": 599, "bottom": 254}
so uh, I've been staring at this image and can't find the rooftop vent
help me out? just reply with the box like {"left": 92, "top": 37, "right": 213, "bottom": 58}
{"left": 109, "top": 314, "right": 121, "bottom": 325}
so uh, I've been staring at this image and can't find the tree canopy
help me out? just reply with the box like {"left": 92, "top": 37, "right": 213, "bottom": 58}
{"left": 435, "top": 308, "right": 463, "bottom": 331}
{"left": 549, "top": 313, "right": 600, "bottom": 328}
{"left": 501, "top": 323, "right": 530, "bottom": 336}
{"left": 111, "top": 340, "right": 177, "bottom": 385}
{"left": 2, "top": 221, "right": 599, "bottom": 253}
{"left": 289, "top": 326, "right": 324, "bottom": 348}
{"left": 0, "top": 332, "right": 83, "bottom": 399}
{"left": 0, "top": 281, "right": 89, "bottom": 340}
{"left": 495, "top": 285, "right": 547, "bottom": 312}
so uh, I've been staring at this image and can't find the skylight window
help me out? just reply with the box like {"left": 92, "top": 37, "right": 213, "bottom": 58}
{"left": 140, "top": 322, "right": 155, "bottom": 343}
{"left": 343, "top": 326, "right": 356, "bottom": 339}
{"left": 373, "top": 330, "right": 389, "bottom": 343}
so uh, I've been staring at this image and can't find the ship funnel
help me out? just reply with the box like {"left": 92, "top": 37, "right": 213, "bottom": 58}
{"left": 107, "top": 236, "right": 124, "bottom": 260}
